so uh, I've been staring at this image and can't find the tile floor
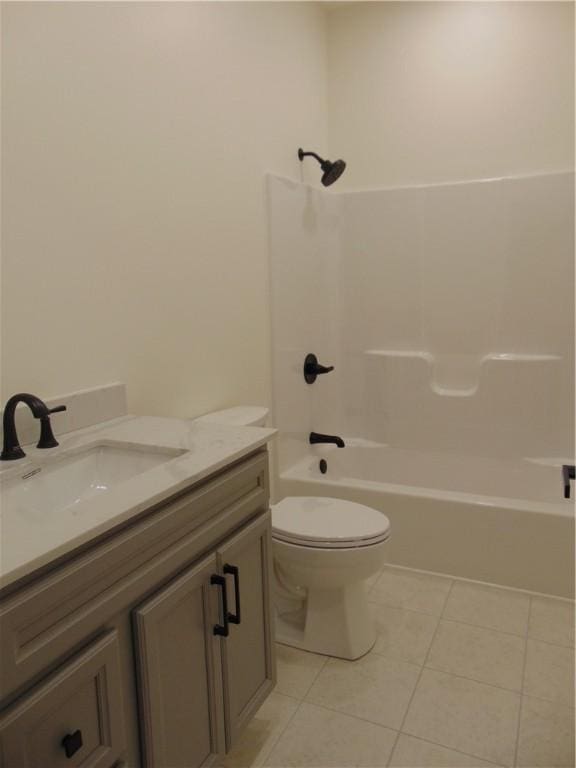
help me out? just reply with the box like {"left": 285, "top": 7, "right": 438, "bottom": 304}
{"left": 223, "top": 565, "right": 575, "bottom": 768}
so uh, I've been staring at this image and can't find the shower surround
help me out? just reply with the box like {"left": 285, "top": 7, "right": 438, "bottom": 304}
{"left": 267, "top": 171, "right": 575, "bottom": 597}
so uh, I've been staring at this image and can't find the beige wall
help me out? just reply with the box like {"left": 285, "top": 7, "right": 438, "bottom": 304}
{"left": 3, "top": 2, "right": 574, "bottom": 418}
{"left": 327, "top": 1, "right": 575, "bottom": 188}
{"left": 1, "top": 2, "right": 327, "bottom": 416}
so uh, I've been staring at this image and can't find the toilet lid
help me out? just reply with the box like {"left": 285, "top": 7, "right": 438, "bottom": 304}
{"left": 271, "top": 497, "right": 390, "bottom": 549}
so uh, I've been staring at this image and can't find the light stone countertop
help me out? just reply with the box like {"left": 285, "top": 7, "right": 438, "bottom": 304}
{"left": 0, "top": 414, "right": 276, "bottom": 591}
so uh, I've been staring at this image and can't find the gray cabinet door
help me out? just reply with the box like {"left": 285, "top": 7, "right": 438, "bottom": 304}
{"left": 217, "top": 512, "right": 275, "bottom": 749}
{"left": 133, "top": 553, "right": 225, "bottom": 768}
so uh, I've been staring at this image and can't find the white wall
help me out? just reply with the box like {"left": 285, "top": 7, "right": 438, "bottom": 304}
{"left": 1, "top": 2, "right": 327, "bottom": 416}
{"left": 3, "top": 1, "right": 574, "bottom": 424}
{"left": 327, "top": 1, "right": 575, "bottom": 188}
{"left": 267, "top": 175, "right": 344, "bottom": 470}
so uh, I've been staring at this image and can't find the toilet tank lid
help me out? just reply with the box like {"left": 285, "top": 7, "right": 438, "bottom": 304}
{"left": 194, "top": 406, "right": 269, "bottom": 427}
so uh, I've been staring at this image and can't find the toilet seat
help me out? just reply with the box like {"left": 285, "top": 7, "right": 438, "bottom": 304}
{"left": 272, "top": 496, "right": 390, "bottom": 550}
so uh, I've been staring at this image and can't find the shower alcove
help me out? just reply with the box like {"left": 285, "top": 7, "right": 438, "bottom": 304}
{"left": 267, "top": 171, "right": 575, "bottom": 597}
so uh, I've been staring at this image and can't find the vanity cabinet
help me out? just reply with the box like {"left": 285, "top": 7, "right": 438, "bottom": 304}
{"left": 0, "top": 449, "right": 273, "bottom": 768}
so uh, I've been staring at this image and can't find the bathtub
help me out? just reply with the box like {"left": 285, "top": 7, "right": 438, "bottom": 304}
{"left": 276, "top": 442, "right": 575, "bottom": 598}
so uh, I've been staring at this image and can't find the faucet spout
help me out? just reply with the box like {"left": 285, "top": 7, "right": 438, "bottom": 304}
{"left": 1, "top": 393, "right": 67, "bottom": 461}
{"left": 309, "top": 431, "right": 345, "bottom": 448}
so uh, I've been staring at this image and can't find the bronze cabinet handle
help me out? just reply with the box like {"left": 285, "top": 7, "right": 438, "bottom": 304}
{"left": 211, "top": 575, "right": 229, "bottom": 637}
{"left": 223, "top": 564, "right": 241, "bottom": 625}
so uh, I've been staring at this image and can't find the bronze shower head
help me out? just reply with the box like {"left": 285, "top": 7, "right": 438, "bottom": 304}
{"left": 298, "top": 148, "right": 347, "bottom": 187}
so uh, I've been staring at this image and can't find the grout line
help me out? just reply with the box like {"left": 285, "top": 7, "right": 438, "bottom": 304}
{"left": 284, "top": 696, "right": 402, "bottom": 739}
{"left": 417, "top": 666, "right": 524, "bottom": 698}
{"left": 274, "top": 644, "right": 330, "bottom": 701}
{"left": 270, "top": 690, "right": 305, "bottom": 703}
{"left": 427, "top": 615, "right": 529, "bottom": 640}
{"left": 371, "top": 566, "right": 575, "bottom": 645}
{"left": 437, "top": 572, "right": 454, "bottom": 619}
{"left": 521, "top": 691, "right": 576, "bottom": 711}
{"left": 368, "top": 601, "right": 445, "bottom": 620}
{"left": 299, "top": 692, "right": 412, "bottom": 733}
{"left": 383, "top": 563, "right": 575, "bottom": 604}
{"left": 419, "top": 599, "right": 529, "bottom": 696}
{"left": 257, "top": 697, "right": 305, "bottom": 768}
{"left": 385, "top": 579, "right": 456, "bottom": 767}
{"left": 366, "top": 605, "right": 576, "bottom": 650}
{"left": 512, "top": 690, "right": 526, "bottom": 767}
{"left": 512, "top": 596, "right": 531, "bottom": 767}
{"left": 274, "top": 699, "right": 398, "bottom": 733}
{"left": 301, "top": 654, "right": 330, "bottom": 699}
{"left": 525, "top": 634, "right": 576, "bottom": 652}
{"left": 367, "top": 599, "right": 534, "bottom": 639}
{"left": 393, "top": 733, "right": 507, "bottom": 768}
{"left": 294, "top": 697, "right": 510, "bottom": 768}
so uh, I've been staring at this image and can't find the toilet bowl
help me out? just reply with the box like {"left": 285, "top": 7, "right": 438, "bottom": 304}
{"left": 193, "top": 406, "right": 391, "bottom": 660}
{"left": 272, "top": 496, "right": 390, "bottom": 659}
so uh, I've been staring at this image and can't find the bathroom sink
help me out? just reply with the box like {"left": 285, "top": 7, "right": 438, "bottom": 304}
{"left": 0, "top": 442, "right": 185, "bottom": 519}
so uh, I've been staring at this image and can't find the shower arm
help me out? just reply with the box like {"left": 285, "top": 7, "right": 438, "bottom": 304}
{"left": 298, "top": 149, "right": 327, "bottom": 166}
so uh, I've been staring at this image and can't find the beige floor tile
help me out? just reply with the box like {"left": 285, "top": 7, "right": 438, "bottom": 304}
{"left": 275, "top": 644, "right": 327, "bottom": 699}
{"left": 516, "top": 695, "right": 576, "bottom": 768}
{"left": 529, "top": 596, "right": 575, "bottom": 648}
{"left": 263, "top": 702, "right": 397, "bottom": 767}
{"left": 305, "top": 652, "right": 420, "bottom": 730}
{"left": 223, "top": 693, "right": 299, "bottom": 768}
{"left": 365, "top": 572, "right": 380, "bottom": 591}
{"left": 426, "top": 620, "right": 525, "bottom": 691}
{"left": 371, "top": 604, "right": 439, "bottom": 664}
{"left": 403, "top": 668, "right": 521, "bottom": 766}
{"left": 524, "top": 640, "right": 575, "bottom": 706}
{"left": 443, "top": 581, "right": 530, "bottom": 636}
{"left": 370, "top": 567, "right": 453, "bottom": 616}
{"left": 389, "top": 734, "right": 501, "bottom": 767}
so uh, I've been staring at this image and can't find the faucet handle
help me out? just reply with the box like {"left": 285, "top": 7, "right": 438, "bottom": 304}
{"left": 562, "top": 464, "right": 575, "bottom": 499}
{"left": 36, "top": 405, "right": 66, "bottom": 449}
{"left": 48, "top": 404, "right": 67, "bottom": 415}
{"left": 304, "top": 353, "right": 335, "bottom": 384}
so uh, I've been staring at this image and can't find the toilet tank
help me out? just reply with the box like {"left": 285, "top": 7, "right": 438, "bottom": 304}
{"left": 193, "top": 406, "right": 269, "bottom": 427}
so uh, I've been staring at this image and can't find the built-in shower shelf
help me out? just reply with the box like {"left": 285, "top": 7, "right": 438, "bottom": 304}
{"left": 489, "top": 353, "right": 562, "bottom": 362}
{"left": 364, "top": 350, "right": 562, "bottom": 396}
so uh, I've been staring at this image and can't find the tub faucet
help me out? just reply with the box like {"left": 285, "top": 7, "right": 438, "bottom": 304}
{"left": 1, "top": 393, "right": 67, "bottom": 461}
{"left": 309, "top": 431, "right": 345, "bottom": 448}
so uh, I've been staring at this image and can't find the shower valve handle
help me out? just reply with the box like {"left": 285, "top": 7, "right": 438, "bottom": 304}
{"left": 562, "top": 464, "right": 575, "bottom": 500}
{"left": 304, "top": 353, "right": 335, "bottom": 384}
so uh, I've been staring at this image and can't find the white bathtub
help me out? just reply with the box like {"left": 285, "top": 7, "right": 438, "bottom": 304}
{"left": 277, "top": 442, "right": 575, "bottom": 598}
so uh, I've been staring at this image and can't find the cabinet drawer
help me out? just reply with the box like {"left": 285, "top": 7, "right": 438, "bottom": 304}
{"left": 0, "top": 632, "right": 126, "bottom": 768}
{"left": 0, "top": 452, "right": 268, "bottom": 699}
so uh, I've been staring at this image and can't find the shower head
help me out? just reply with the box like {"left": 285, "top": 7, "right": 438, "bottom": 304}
{"left": 298, "top": 148, "right": 347, "bottom": 187}
{"left": 321, "top": 159, "right": 346, "bottom": 187}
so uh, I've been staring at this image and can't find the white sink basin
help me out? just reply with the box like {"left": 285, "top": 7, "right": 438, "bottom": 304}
{"left": 1, "top": 442, "right": 185, "bottom": 520}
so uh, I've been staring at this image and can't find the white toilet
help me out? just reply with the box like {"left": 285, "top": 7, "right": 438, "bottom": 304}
{"left": 272, "top": 496, "right": 390, "bottom": 659}
{"left": 193, "top": 406, "right": 391, "bottom": 660}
